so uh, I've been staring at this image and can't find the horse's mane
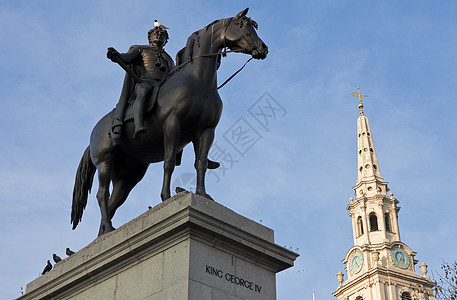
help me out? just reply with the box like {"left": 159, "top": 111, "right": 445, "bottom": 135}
{"left": 175, "top": 32, "right": 200, "bottom": 66}
{"left": 175, "top": 18, "right": 232, "bottom": 66}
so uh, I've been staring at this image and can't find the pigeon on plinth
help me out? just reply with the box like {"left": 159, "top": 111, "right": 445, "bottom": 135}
{"left": 41, "top": 260, "right": 52, "bottom": 275}
{"left": 66, "top": 248, "right": 75, "bottom": 256}
{"left": 53, "top": 253, "right": 62, "bottom": 263}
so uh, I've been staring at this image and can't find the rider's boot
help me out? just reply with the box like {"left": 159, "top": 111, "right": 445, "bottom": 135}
{"left": 134, "top": 125, "right": 146, "bottom": 140}
{"left": 133, "top": 83, "right": 155, "bottom": 139}
{"left": 133, "top": 96, "right": 147, "bottom": 139}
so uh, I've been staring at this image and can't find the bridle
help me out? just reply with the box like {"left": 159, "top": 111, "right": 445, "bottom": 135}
{"left": 218, "top": 17, "right": 257, "bottom": 57}
{"left": 173, "top": 17, "right": 257, "bottom": 89}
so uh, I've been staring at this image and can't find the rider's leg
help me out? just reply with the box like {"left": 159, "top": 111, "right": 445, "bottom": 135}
{"left": 111, "top": 93, "right": 129, "bottom": 138}
{"left": 133, "top": 82, "right": 153, "bottom": 139}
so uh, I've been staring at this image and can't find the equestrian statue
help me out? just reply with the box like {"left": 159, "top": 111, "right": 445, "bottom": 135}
{"left": 71, "top": 8, "right": 268, "bottom": 236}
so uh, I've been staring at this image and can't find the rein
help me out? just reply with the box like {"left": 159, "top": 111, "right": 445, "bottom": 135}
{"left": 172, "top": 50, "right": 254, "bottom": 90}
{"left": 217, "top": 57, "right": 253, "bottom": 90}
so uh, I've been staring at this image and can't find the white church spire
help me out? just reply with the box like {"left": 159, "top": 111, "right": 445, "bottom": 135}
{"left": 333, "top": 86, "right": 435, "bottom": 300}
{"left": 348, "top": 86, "right": 398, "bottom": 245}
{"left": 351, "top": 87, "right": 388, "bottom": 200}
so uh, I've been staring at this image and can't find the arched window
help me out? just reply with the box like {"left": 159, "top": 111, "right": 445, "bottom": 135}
{"left": 369, "top": 212, "right": 378, "bottom": 231}
{"left": 401, "top": 291, "right": 412, "bottom": 300}
{"left": 357, "top": 216, "right": 364, "bottom": 236}
{"left": 384, "top": 213, "right": 391, "bottom": 232}
{"left": 355, "top": 296, "right": 364, "bottom": 300}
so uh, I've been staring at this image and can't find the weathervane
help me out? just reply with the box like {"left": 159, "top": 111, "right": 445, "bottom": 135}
{"left": 350, "top": 86, "right": 368, "bottom": 115}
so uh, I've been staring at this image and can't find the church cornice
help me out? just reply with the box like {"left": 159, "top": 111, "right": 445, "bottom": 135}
{"left": 334, "top": 264, "right": 435, "bottom": 296}
{"left": 353, "top": 178, "right": 388, "bottom": 189}
{"left": 373, "top": 266, "right": 434, "bottom": 287}
{"left": 346, "top": 195, "right": 395, "bottom": 211}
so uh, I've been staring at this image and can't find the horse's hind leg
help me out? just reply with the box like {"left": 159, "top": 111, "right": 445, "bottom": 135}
{"left": 161, "top": 116, "right": 180, "bottom": 201}
{"left": 108, "top": 163, "right": 149, "bottom": 219}
{"left": 193, "top": 128, "right": 214, "bottom": 200}
{"left": 96, "top": 159, "right": 115, "bottom": 236}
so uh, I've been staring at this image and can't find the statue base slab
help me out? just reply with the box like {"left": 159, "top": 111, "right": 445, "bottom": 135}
{"left": 19, "top": 192, "right": 298, "bottom": 300}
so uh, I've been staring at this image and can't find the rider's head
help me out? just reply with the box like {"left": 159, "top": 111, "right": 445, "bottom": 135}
{"left": 148, "top": 27, "right": 169, "bottom": 48}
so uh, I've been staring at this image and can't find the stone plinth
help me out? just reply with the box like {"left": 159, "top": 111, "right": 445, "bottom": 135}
{"left": 19, "top": 192, "right": 298, "bottom": 300}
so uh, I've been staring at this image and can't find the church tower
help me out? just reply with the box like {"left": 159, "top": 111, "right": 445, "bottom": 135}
{"left": 333, "top": 87, "right": 435, "bottom": 300}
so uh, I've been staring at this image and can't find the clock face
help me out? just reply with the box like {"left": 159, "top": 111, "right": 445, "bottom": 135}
{"left": 391, "top": 245, "right": 410, "bottom": 269}
{"left": 349, "top": 250, "right": 364, "bottom": 274}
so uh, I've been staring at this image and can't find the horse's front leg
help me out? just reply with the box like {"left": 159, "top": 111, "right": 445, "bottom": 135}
{"left": 193, "top": 128, "right": 214, "bottom": 200}
{"left": 161, "top": 116, "right": 181, "bottom": 201}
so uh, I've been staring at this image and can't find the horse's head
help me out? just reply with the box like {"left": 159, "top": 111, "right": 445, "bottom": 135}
{"left": 224, "top": 8, "right": 268, "bottom": 60}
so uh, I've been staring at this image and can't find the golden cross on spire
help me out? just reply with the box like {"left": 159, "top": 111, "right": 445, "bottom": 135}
{"left": 350, "top": 86, "right": 368, "bottom": 115}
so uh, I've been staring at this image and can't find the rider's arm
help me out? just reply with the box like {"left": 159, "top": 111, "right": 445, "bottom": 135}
{"left": 118, "top": 46, "right": 140, "bottom": 64}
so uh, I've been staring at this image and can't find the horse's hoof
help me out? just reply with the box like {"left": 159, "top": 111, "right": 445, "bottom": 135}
{"left": 207, "top": 159, "right": 220, "bottom": 170}
{"left": 99, "top": 224, "right": 116, "bottom": 235}
{"left": 161, "top": 192, "right": 171, "bottom": 201}
{"left": 197, "top": 191, "right": 214, "bottom": 201}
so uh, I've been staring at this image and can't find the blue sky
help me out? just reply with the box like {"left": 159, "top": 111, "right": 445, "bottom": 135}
{"left": 1, "top": 1, "right": 457, "bottom": 299}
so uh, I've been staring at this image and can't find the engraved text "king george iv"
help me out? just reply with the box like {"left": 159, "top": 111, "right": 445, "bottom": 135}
{"left": 206, "top": 265, "right": 262, "bottom": 293}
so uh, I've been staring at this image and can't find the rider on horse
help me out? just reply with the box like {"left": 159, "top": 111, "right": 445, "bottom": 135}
{"left": 107, "top": 23, "right": 220, "bottom": 169}
{"left": 107, "top": 25, "right": 174, "bottom": 140}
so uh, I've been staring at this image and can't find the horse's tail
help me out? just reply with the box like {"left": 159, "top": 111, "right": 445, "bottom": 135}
{"left": 71, "top": 146, "right": 96, "bottom": 230}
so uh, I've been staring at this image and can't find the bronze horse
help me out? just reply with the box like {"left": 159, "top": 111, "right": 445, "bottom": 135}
{"left": 71, "top": 8, "right": 268, "bottom": 236}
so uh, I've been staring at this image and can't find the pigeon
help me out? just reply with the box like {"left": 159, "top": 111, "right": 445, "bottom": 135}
{"left": 53, "top": 253, "right": 62, "bottom": 263}
{"left": 154, "top": 20, "right": 169, "bottom": 30}
{"left": 148, "top": 206, "right": 152, "bottom": 210}
{"left": 41, "top": 260, "right": 52, "bottom": 275}
{"left": 66, "top": 248, "right": 75, "bottom": 256}
{"left": 175, "top": 187, "right": 187, "bottom": 194}
{"left": 20, "top": 287, "right": 24, "bottom": 295}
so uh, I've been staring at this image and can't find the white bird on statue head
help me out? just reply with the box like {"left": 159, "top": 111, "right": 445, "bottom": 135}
{"left": 154, "top": 19, "right": 169, "bottom": 30}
